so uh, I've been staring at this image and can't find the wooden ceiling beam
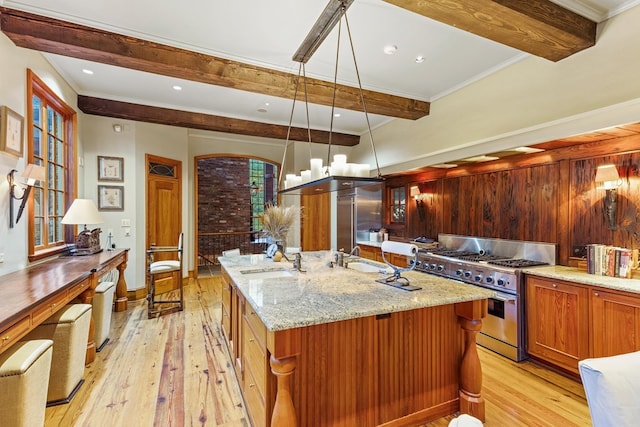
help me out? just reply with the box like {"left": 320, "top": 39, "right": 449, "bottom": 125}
{"left": 77, "top": 96, "right": 360, "bottom": 146}
{"left": 383, "top": 0, "right": 596, "bottom": 62}
{"left": 0, "top": 7, "right": 429, "bottom": 120}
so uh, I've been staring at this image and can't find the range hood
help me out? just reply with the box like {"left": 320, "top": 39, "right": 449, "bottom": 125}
{"left": 278, "top": 175, "right": 384, "bottom": 196}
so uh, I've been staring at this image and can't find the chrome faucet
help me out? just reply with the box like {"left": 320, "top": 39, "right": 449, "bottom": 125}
{"left": 334, "top": 246, "right": 361, "bottom": 268}
{"left": 282, "top": 252, "right": 304, "bottom": 272}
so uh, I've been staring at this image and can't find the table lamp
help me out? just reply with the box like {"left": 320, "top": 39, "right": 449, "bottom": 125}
{"left": 61, "top": 198, "right": 104, "bottom": 255}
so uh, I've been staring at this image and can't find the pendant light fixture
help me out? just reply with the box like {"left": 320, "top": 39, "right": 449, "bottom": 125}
{"left": 278, "top": 0, "right": 383, "bottom": 195}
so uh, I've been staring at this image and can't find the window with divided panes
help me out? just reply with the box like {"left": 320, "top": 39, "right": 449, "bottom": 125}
{"left": 27, "top": 69, "right": 76, "bottom": 259}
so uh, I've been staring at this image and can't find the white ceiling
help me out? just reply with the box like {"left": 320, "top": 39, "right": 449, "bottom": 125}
{"left": 3, "top": 0, "right": 638, "bottom": 135}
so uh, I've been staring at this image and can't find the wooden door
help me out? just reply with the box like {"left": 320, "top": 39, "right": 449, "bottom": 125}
{"left": 591, "top": 289, "right": 640, "bottom": 357}
{"left": 301, "top": 193, "right": 330, "bottom": 251}
{"left": 526, "top": 276, "right": 589, "bottom": 373}
{"left": 146, "top": 154, "right": 182, "bottom": 294}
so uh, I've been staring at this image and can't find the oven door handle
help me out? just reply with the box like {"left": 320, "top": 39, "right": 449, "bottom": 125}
{"left": 491, "top": 294, "right": 517, "bottom": 303}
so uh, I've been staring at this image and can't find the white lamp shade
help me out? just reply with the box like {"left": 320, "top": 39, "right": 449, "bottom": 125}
{"left": 61, "top": 199, "right": 104, "bottom": 225}
{"left": 21, "top": 164, "right": 46, "bottom": 185}
{"left": 595, "top": 164, "right": 620, "bottom": 189}
{"left": 410, "top": 186, "right": 420, "bottom": 198}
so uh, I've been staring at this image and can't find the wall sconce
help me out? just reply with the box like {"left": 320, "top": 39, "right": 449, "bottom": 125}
{"left": 595, "top": 164, "right": 621, "bottom": 230}
{"left": 410, "top": 186, "right": 427, "bottom": 221}
{"left": 7, "top": 164, "right": 46, "bottom": 228}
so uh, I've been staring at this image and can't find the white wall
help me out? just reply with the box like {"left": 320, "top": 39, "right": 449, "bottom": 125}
{"left": 0, "top": 35, "right": 78, "bottom": 276}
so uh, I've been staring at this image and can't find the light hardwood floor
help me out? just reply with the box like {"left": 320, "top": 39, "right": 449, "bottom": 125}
{"left": 45, "top": 276, "right": 592, "bottom": 426}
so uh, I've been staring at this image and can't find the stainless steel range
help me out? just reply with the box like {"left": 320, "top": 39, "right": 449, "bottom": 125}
{"left": 411, "top": 234, "right": 555, "bottom": 361}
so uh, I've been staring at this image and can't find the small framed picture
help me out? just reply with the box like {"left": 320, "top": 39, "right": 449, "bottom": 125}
{"left": 98, "top": 185, "right": 124, "bottom": 211}
{"left": 98, "top": 156, "right": 124, "bottom": 181}
{"left": 0, "top": 106, "right": 24, "bottom": 158}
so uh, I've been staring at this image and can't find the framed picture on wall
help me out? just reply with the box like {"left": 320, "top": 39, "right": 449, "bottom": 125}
{"left": 0, "top": 106, "right": 24, "bottom": 158}
{"left": 98, "top": 185, "right": 124, "bottom": 211}
{"left": 98, "top": 156, "right": 124, "bottom": 181}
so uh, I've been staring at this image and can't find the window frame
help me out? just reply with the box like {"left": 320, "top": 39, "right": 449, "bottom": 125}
{"left": 26, "top": 69, "right": 77, "bottom": 262}
{"left": 388, "top": 185, "right": 407, "bottom": 224}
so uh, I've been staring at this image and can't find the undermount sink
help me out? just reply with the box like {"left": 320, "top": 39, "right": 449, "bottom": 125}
{"left": 346, "top": 261, "right": 386, "bottom": 274}
{"left": 240, "top": 267, "right": 294, "bottom": 279}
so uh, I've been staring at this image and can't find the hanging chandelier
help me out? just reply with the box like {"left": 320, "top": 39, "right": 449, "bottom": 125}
{"left": 278, "top": 0, "right": 383, "bottom": 195}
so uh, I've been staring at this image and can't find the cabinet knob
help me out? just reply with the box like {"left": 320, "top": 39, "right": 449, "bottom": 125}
{"left": 249, "top": 338, "right": 255, "bottom": 343}
{"left": 2, "top": 336, "right": 9, "bottom": 341}
{"left": 552, "top": 283, "right": 558, "bottom": 288}
{"left": 249, "top": 383, "right": 255, "bottom": 388}
{"left": 594, "top": 292, "right": 599, "bottom": 297}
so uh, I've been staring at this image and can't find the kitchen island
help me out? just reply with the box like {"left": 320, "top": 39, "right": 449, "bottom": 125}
{"left": 219, "top": 252, "right": 494, "bottom": 427}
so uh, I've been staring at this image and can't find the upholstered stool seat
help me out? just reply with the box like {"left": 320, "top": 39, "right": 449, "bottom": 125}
{"left": 579, "top": 350, "right": 640, "bottom": 427}
{"left": 24, "top": 304, "right": 92, "bottom": 405}
{"left": 0, "top": 339, "right": 53, "bottom": 426}
{"left": 448, "top": 414, "right": 483, "bottom": 426}
{"left": 94, "top": 271, "right": 118, "bottom": 351}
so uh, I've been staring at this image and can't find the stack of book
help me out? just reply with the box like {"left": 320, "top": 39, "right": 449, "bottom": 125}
{"left": 586, "top": 244, "right": 633, "bottom": 278}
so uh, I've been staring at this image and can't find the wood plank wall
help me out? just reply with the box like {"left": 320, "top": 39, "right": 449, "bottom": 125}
{"left": 385, "top": 136, "right": 640, "bottom": 265}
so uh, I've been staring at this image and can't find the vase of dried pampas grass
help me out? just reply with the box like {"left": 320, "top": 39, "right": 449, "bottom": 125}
{"left": 261, "top": 204, "right": 301, "bottom": 254}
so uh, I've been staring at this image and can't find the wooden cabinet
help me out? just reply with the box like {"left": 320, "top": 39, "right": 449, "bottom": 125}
{"left": 527, "top": 274, "right": 640, "bottom": 374}
{"left": 359, "top": 244, "right": 381, "bottom": 261}
{"left": 591, "top": 289, "right": 640, "bottom": 357}
{"left": 358, "top": 243, "right": 409, "bottom": 267}
{"left": 526, "top": 276, "right": 590, "bottom": 373}
{"left": 221, "top": 266, "right": 274, "bottom": 427}
{"left": 242, "top": 306, "right": 272, "bottom": 427}
{"left": 221, "top": 270, "right": 232, "bottom": 344}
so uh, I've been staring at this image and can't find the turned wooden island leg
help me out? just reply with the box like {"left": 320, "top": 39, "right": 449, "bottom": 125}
{"left": 455, "top": 299, "right": 488, "bottom": 422}
{"left": 114, "top": 258, "right": 128, "bottom": 312}
{"left": 270, "top": 355, "right": 298, "bottom": 427}
{"left": 78, "top": 278, "right": 97, "bottom": 366}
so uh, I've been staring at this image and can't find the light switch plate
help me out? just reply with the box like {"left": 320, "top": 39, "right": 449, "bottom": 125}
{"left": 0, "top": 253, "right": 4, "bottom": 263}
{"left": 121, "top": 218, "right": 131, "bottom": 227}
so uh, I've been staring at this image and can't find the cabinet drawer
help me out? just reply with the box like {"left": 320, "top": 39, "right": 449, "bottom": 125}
{"left": 243, "top": 317, "right": 267, "bottom": 400}
{"left": 68, "top": 277, "right": 91, "bottom": 298}
{"left": 32, "top": 291, "right": 68, "bottom": 325}
{"left": 0, "top": 316, "right": 30, "bottom": 352}
{"left": 222, "top": 283, "right": 231, "bottom": 312}
{"left": 244, "top": 360, "right": 267, "bottom": 427}
{"left": 221, "top": 305, "right": 231, "bottom": 343}
{"left": 245, "top": 307, "right": 267, "bottom": 348}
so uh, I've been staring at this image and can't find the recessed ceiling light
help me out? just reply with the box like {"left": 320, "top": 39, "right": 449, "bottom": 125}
{"left": 431, "top": 163, "right": 457, "bottom": 169}
{"left": 463, "top": 155, "right": 500, "bottom": 163}
{"left": 512, "top": 146, "right": 544, "bottom": 153}
{"left": 334, "top": 113, "right": 341, "bottom": 118}
{"left": 264, "top": 102, "right": 270, "bottom": 106}
{"left": 415, "top": 56, "right": 425, "bottom": 64}
{"left": 383, "top": 45, "right": 398, "bottom": 55}
{"left": 82, "top": 69, "right": 94, "bottom": 75}
{"left": 172, "top": 85, "right": 182, "bottom": 91}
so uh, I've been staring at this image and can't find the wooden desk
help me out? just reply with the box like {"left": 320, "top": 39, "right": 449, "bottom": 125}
{"left": 0, "top": 248, "right": 129, "bottom": 364}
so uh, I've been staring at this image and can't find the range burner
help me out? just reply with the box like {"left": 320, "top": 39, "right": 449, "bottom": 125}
{"left": 488, "top": 259, "right": 549, "bottom": 268}
{"left": 455, "top": 254, "right": 507, "bottom": 262}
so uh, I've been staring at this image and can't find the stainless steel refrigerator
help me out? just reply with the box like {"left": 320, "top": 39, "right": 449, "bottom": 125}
{"left": 337, "top": 184, "right": 382, "bottom": 252}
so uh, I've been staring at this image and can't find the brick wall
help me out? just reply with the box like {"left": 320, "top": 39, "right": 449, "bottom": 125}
{"left": 198, "top": 157, "right": 251, "bottom": 233}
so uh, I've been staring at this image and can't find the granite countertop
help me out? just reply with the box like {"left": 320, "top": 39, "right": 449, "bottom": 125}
{"left": 523, "top": 265, "right": 640, "bottom": 294}
{"left": 219, "top": 251, "right": 495, "bottom": 332}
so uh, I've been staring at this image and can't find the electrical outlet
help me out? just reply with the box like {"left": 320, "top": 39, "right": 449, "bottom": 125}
{"left": 0, "top": 253, "right": 4, "bottom": 263}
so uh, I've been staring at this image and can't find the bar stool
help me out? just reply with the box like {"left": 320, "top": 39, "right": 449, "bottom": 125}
{"left": 0, "top": 339, "right": 53, "bottom": 426}
{"left": 147, "top": 232, "right": 184, "bottom": 318}
{"left": 24, "top": 304, "right": 92, "bottom": 405}
{"left": 94, "top": 269, "right": 118, "bottom": 351}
